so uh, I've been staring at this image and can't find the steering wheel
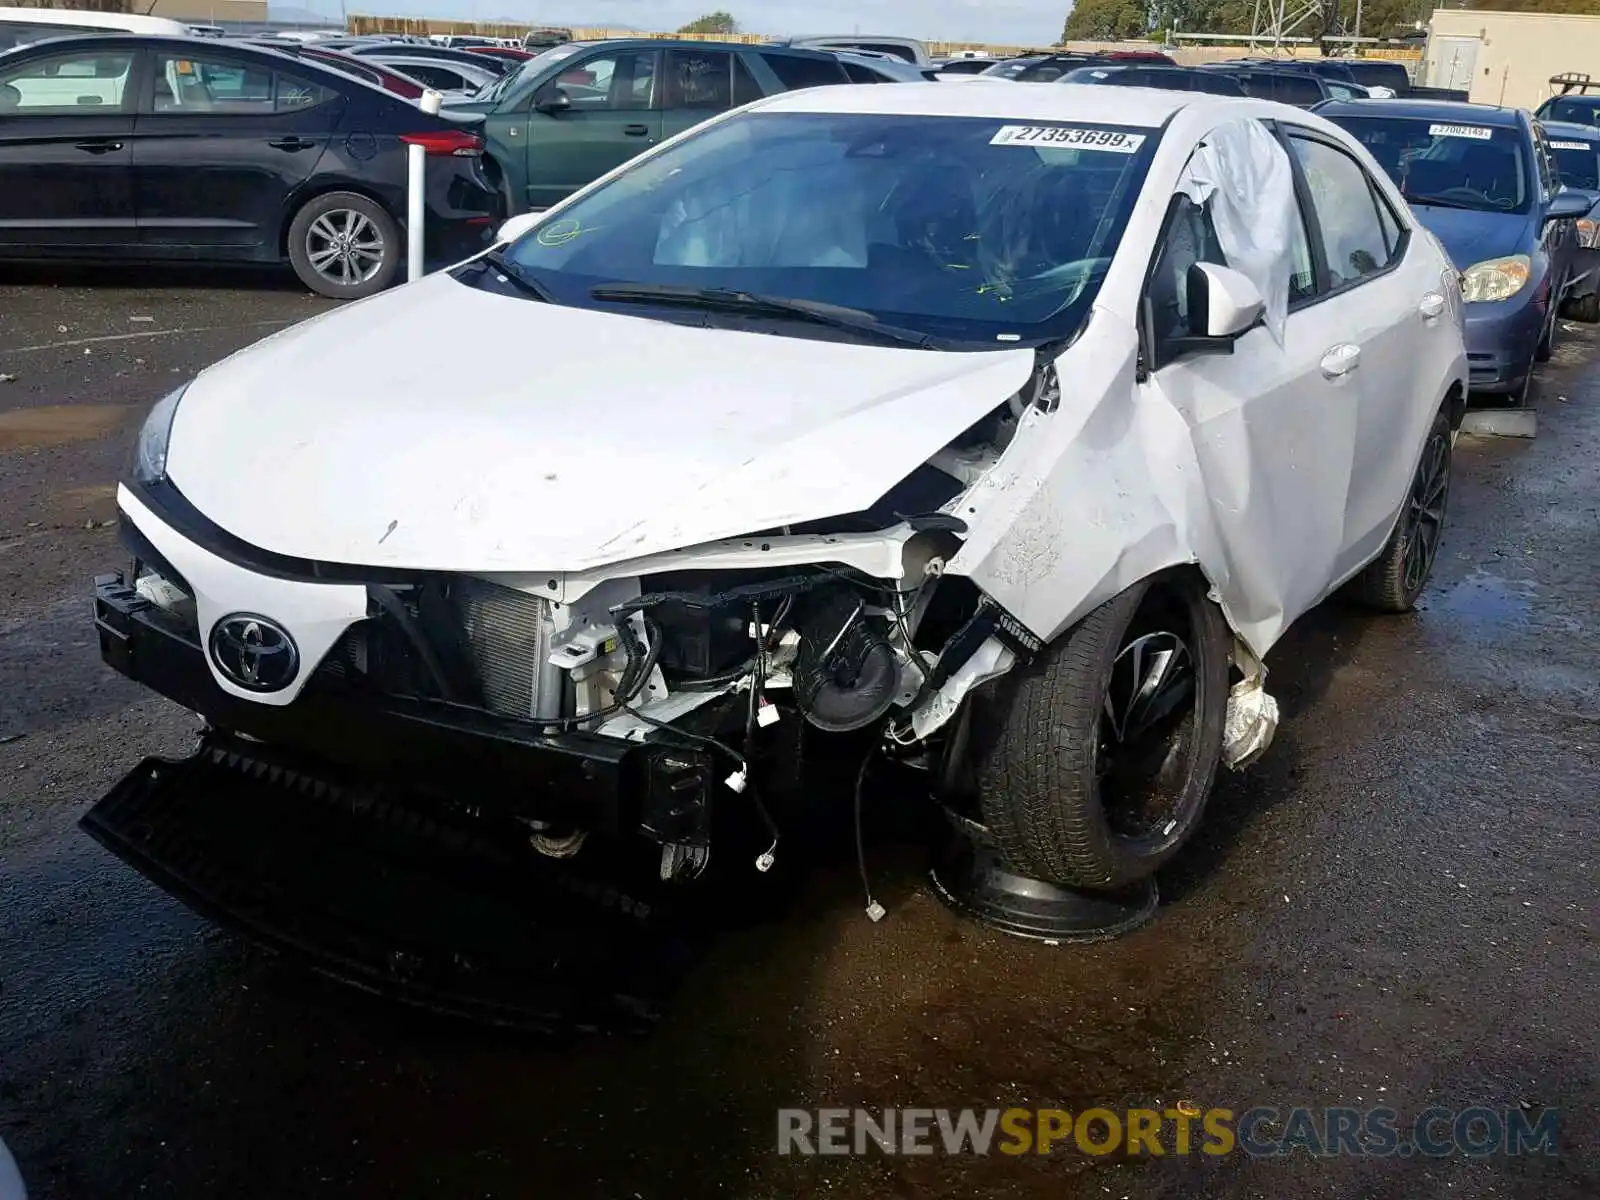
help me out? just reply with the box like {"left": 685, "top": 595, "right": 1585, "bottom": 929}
{"left": 1429, "top": 184, "right": 1495, "bottom": 203}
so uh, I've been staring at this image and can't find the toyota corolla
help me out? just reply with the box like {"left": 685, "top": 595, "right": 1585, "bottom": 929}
{"left": 88, "top": 83, "right": 1467, "bottom": 978}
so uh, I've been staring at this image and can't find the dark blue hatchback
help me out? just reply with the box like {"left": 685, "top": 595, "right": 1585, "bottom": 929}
{"left": 1540, "top": 119, "right": 1600, "bottom": 321}
{"left": 1320, "top": 99, "right": 1591, "bottom": 400}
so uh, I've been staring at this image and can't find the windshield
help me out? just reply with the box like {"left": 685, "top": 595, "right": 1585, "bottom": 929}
{"left": 1541, "top": 97, "right": 1600, "bottom": 126}
{"left": 1550, "top": 136, "right": 1600, "bottom": 189}
{"left": 1328, "top": 115, "right": 1530, "bottom": 213}
{"left": 497, "top": 111, "right": 1159, "bottom": 348}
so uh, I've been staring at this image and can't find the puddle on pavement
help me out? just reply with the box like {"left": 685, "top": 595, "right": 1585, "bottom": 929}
{"left": 1421, "top": 569, "right": 1536, "bottom": 630}
{"left": 0, "top": 404, "right": 129, "bottom": 452}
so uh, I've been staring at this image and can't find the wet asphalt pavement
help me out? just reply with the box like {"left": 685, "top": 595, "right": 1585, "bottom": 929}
{"left": 0, "top": 263, "right": 1596, "bottom": 1199}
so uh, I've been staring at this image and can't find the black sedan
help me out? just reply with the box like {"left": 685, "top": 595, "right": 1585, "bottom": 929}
{"left": 0, "top": 34, "right": 501, "bottom": 297}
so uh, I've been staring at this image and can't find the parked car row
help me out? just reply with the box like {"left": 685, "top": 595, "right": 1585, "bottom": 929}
{"left": 88, "top": 83, "right": 1478, "bottom": 969}
{"left": 1316, "top": 98, "right": 1594, "bottom": 401}
{"left": 1, "top": 7, "right": 1588, "bottom": 402}
{"left": 0, "top": 33, "right": 502, "bottom": 297}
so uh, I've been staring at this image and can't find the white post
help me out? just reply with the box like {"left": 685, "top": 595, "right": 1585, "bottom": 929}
{"left": 407, "top": 88, "right": 444, "bottom": 283}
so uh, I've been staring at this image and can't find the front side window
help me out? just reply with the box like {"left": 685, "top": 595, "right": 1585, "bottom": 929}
{"left": 1327, "top": 115, "right": 1531, "bottom": 214}
{"left": 1289, "top": 134, "right": 1395, "bottom": 288}
{"left": 664, "top": 49, "right": 730, "bottom": 111}
{"left": 1146, "top": 195, "right": 1228, "bottom": 366}
{"left": 548, "top": 50, "right": 654, "bottom": 110}
{"left": 499, "top": 111, "right": 1159, "bottom": 348}
{"left": 0, "top": 48, "right": 133, "bottom": 112}
{"left": 1533, "top": 128, "right": 1556, "bottom": 197}
{"left": 1549, "top": 136, "right": 1600, "bottom": 190}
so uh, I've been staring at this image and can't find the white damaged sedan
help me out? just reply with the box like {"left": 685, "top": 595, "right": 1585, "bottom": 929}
{"left": 94, "top": 82, "right": 1467, "bottom": 911}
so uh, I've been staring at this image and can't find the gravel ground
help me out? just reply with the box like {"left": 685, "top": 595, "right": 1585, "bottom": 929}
{"left": 1, "top": 266, "right": 1595, "bottom": 1199}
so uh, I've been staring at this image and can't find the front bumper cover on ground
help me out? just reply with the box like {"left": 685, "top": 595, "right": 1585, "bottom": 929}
{"left": 81, "top": 736, "right": 694, "bottom": 1032}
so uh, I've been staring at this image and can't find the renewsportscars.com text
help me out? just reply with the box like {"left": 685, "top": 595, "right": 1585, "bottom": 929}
{"left": 777, "top": 1106, "right": 1559, "bottom": 1158}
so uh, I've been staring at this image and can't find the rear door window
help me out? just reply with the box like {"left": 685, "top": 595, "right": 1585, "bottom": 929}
{"left": 1288, "top": 132, "right": 1397, "bottom": 289}
{"left": 664, "top": 48, "right": 731, "bottom": 111}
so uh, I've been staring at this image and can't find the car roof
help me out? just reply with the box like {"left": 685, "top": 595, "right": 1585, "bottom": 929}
{"left": 549, "top": 36, "right": 835, "bottom": 58}
{"left": 1540, "top": 120, "right": 1600, "bottom": 140}
{"left": 0, "top": 5, "right": 187, "bottom": 34}
{"left": 756, "top": 80, "right": 1233, "bottom": 126}
{"left": 1541, "top": 93, "right": 1600, "bottom": 107}
{"left": 4, "top": 31, "right": 389, "bottom": 77}
{"left": 1317, "top": 98, "right": 1526, "bottom": 127}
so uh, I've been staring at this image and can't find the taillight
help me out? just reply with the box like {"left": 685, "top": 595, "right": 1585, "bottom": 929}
{"left": 1579, "top": 217, "right": 1598, "bottom": 248}
{"left": 400, "top": 129, "right": 483, "bottom": 157}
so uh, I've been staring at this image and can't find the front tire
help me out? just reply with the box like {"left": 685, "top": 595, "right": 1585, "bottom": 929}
{"left": 1348, "top": 408, "right": 1452, "bottom": 613}
{"left": 1536, "top": 279, "right": 1562, "bottom": 362}
{"left": 973, "top": 572, "right": 1230, "bottom": 892}
{"left": 1565, "top": 290, "right": 1600, "bottom": 324}
{"left": 287, "top": 191, "right": 400, "bottom": 300}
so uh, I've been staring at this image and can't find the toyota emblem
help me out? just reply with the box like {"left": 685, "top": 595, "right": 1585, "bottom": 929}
{"left": 209, "top": 613, "right": 299, "bottom": 693}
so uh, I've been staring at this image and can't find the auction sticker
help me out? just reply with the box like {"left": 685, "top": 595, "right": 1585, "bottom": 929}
{"left": 1429, "top": 123, "right": 1493, "bottom": 140}
{"left": 1551, "top": 140, "right": 1593, "bottom": 151}
{"left": 991, "top": 125, "right": 1146, "bottom": 153}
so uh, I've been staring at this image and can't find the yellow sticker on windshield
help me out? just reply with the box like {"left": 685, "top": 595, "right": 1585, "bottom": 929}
{"left": 991, "top": 125, "right": 1145, "bottom": 153}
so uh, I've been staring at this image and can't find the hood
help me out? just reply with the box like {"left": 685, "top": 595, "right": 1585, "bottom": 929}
{"left": 1411, "top": 204, "right": 1534, "bottom": 270}
{"left": 166, "top": 274, "right": 1034, "bottom": 572}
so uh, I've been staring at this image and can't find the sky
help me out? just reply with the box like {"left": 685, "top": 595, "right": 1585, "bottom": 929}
{"left": 279, "top": 0, "right": 1071, "bottom": 46}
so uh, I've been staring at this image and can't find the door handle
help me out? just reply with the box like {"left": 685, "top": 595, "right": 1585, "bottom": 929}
{"left": 622, "top": 123, "right": 649, "bottom": 137}
{"left": 1320, "top": 343, "right": 1361, "bottom": 379}
{"left": 1419, "top": 292, "right": 1446, "bottom": 320}
{"left": 267, "top": 137, "right": 316, "bottom": 151}
{"left": 73, "top": 140, "right": 123, "bottom": 154}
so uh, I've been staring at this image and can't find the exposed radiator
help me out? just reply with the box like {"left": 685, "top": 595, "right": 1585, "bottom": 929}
{"left": 454, "top": 578, "right": 557, "bottom": 719}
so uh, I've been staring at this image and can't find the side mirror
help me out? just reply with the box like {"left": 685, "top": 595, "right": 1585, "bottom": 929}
{"left": 1187, "top": 261, "right": 1265, "bottom": 339}
{"left": 1545, "top": 188, "right": 1592, "bottom": 222}
{"left": 496, "top": 211, "right": 542, "bottom": 244}
{"left": 535, "top": 86, "right": 571, "bottom": 114}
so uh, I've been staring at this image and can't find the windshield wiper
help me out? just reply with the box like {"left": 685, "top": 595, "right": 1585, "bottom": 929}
{"left": 588, "top": 283, "right": 934, "bottom": 347}
{"left": 465, "top": 250, "right": 556, "bottom": 301}
{"left": 1401, "top": 191, "right": 1481, "bottom": 212}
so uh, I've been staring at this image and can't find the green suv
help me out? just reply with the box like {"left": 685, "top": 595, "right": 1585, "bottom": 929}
{"left": 446, "top": 39, "right": 851, "bottom": 213}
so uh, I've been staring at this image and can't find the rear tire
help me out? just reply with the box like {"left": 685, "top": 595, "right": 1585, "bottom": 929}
{"left": 972, "top": 572, "right": 1230, "bottom": 892}
{"left": 1348, "top": 408, "right": 1452, "bottom": 613}
{"left": 287, "top": 191, "right": 400, "bottom": 300}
